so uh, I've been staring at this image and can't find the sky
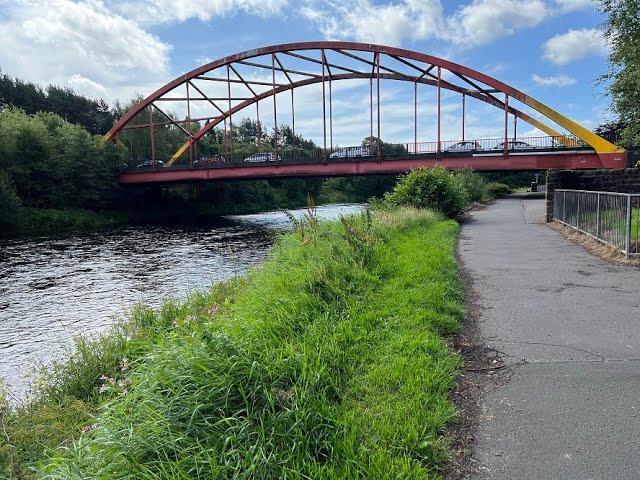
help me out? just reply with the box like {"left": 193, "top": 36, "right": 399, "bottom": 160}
{"left": 0, "top": 0, "right": 612, "bottom": 146}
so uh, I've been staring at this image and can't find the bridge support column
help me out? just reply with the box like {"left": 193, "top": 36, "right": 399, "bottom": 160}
{"left": 504, "top": 94, "right": 509, "bottom": 156}
{"left": 461, "top": 93, "right": 465, "bottom": 142}
{"left": 414, "top": 81, "right": 417, "bottom": 154}
{"left": 376, "top": 52, "right": 381, "bottom": 162}
{"left": 271, "top": 55, "right": 278, "bottom": 162}
{"left": 149, "top": 106, "right": 156, "bottom": 170}
{"left": 437, "top": 66, "right": 441, "bottom": 155}
{"left": 322, "top": 56, "right": 327, "bottom": 162}
{"left": 186, "top": 82, "right": 193, "bottom": 166}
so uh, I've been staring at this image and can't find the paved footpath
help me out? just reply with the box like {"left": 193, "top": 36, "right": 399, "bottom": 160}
{"left": 459, "top": 196, "right": 640, "bottom": 479}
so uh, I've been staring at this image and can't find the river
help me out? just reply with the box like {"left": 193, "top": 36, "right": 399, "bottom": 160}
{"left": 0, "top": 204, "right": 363, "bottom": 400}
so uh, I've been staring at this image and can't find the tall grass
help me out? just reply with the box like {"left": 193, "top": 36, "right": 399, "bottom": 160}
{"left": 2, "top": 207, "right": 463, "bottom": 479}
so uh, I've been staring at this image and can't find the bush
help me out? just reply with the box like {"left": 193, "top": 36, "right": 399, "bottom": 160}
{"left": 384, "top": 167, "right": 469, "bottom": 218}
{"left": 0, "top": 171, "right": 22, "bottom": 233}
{"left": 456, "top": 168, "right": 487, "bottom": 203}
{"left": 486, "top": 182, "right": 512, "bottom": 198}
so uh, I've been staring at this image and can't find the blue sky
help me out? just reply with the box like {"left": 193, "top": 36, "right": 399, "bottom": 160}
{"left": 0, "top": 0, "right": 611, "bottom": 145}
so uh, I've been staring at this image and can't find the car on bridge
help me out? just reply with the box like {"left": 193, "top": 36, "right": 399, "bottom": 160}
{"left": 329, "top": 146, "right": 371, "bottom": 159}
{"left": 136, "top": 160, "right": 166, "bottom": 168}
{"left": 445, "top": 141, "right": 483, "bottom": 152}
{"left": 194, "top": 155, "right": 225, "bottom": 166}
{"left": 493, "top": 140, "right": 535, "bottom": 151}
{"left": 244, "top": 152, "right": 281, "bottom": 163}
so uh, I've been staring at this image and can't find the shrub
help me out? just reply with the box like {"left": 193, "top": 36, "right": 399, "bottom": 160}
{"left": 456, "top": 168, "right": 487, "bottom": 203}
{"left": 486, "top": 182, "right": 512, "bottom": 198}
{"left": 0, "top": 171, "right": 22, "bottom": 233}
{"left": 384, "top": 167, "right": 469, "bottom": 218}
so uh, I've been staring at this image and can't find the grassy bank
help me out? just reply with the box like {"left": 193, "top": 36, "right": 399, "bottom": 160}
{"left": 1, "top": 206, "right": 463, "bottom": 479}
{"left": 12, "top": 207, "right": 130, "bottom": 237}
{"left": 2, "top": 192, "right": 369, "bottom": 239}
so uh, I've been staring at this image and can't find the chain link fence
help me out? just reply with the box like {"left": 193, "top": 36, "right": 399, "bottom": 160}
{"left": 553, "top": 189, "right": 640, "bottom": 258}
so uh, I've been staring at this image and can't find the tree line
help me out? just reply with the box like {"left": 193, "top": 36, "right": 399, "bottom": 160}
{"left": 0, "top": 72, "right": 117, "bottom": 135}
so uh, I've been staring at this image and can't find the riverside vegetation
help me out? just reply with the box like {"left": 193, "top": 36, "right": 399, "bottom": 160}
{"left": 0, "top": 167, "right": 505, "bottom": 479}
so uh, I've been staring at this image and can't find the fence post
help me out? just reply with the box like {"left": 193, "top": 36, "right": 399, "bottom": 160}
{"left": 576, "top": 192, "right": 581, "bottom": 229}
{"left": 596, "top": 192, "right": 601, "bottom": 239}
{"left": 625, "top": 194, "right": 632, "bottom": 259}
{"left": 563, "top": 190, "right": 566, "bottom": 222}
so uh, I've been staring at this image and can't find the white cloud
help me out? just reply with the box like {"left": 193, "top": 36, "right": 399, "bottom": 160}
{"left": 448, "top": 0, "right": 548, "bottom": 46}
{"left": 301, "top": 0, "right": 548, "bottom": 48}
{"left": 67, "top": 74, "right": 109, "bottom": 98}
{"left": 0, "top": 0, "right": 171, "bottom": 101}
{"left": 554, "top": 0, "right": 594, "bottom": 12}
{"left": 301, "top": 0, "right": 444, "bottom": 46}
{"left": 532, "top": 74, "right": 577, "bottom": 87}
{"left": 117, "top": 0, "right": 288, "bottom": 24}
{"left": 542, "top": 28, "right": 608, "bottom": 65}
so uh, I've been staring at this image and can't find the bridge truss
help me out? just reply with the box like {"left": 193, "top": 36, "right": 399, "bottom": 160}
{"left": 105, "top": 42, "right": 626, "bottom": 182}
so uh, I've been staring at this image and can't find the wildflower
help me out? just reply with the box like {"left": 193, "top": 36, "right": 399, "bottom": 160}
{"left": 81, "top": 423, "right": 97, "bottom": 434}
{"left": 117, "top": 378, "right": 130, "bottom": 388}
{"left": 98, "top": 375, "right": 116, "bottom": 394}
{"left": 119, "top": 357, "right": 129, "bottom": 372}
{"left": 207, "top": 305, "right": 220, "bottom": 316}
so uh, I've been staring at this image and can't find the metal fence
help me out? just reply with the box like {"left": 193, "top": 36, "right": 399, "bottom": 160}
{"left": 554, "top": 189, "right": 640, "bottom": 258}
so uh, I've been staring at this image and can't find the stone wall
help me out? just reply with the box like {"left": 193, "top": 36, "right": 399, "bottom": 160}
{"left": 546, "top": 168, "right": 640, "bottom": 221}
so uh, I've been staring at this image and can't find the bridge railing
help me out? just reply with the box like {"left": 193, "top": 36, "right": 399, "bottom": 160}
{"left": 121, "top": 134, "right": 592, "bottom": 171}
{"left": 553, "top": 189, "right": 640, "bottom": 258}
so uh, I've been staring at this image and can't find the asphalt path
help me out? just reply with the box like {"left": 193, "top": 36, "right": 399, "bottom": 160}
{"left": 459, "top": 196, "right": 640, "bottom": 479}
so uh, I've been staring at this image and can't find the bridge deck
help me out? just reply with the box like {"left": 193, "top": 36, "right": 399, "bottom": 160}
{"left": 119, "top": 149, "right": 624, "bottom": 185}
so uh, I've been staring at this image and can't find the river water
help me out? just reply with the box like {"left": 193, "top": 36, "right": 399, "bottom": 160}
{"left": 0, "top": 204, "right": 363, "bottom": 399}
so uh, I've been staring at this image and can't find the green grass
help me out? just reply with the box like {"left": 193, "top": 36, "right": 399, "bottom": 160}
{"left": 1, "top": 207, "right": 463, "bottom": 479}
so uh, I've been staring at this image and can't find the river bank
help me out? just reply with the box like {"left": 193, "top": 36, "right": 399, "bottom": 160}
{"left": 1, "top": 205, "right": 463, "bottom": 478}
{"left": 5, "top": 197, "right": 360, "bottom": 239}
{"left": 0, "top": 204, "right": 363, "bottom": 399}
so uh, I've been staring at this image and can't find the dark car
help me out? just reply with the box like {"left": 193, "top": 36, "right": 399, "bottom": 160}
{"left": 445, "top": 141, "right": 483, "bottom": 152}
{"left": 493, "top": 141, "right": 534, "bottom": 151}
{"left": 136, "top": 160, "right": 165, "bottom": 168}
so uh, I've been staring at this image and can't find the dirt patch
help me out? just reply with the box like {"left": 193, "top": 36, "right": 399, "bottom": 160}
{"left": 548, "top": 221, "right": 640, "bottom": 267}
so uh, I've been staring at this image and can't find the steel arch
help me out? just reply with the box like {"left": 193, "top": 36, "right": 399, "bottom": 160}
{"left": 105, "top": 41, "right": 624, "bottom": 166}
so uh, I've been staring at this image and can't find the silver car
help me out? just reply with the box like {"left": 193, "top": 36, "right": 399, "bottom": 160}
{"left": 445, "top": 141, "right": 482, "bottom": 152}
{"left": 244, "top": 152, "right": 281, "bottom": 163}
{"left": 329, "top": 146, "right": 371, "bottom": 158}
{"left": 493, "top": 141, "right": 534, "bottom": 151}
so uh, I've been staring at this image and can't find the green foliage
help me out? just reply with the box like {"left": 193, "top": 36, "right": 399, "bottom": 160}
{"left": 362, "top": 136, "right": 409, "bottom": 156}
{"left": 16, "top": 207, "right": 126, "bottom": 236}
{"left": 0, "top": 72, "right": 115, "bottom": 135}
{"left": 485, "top": 182, "right": 512, "bottom": 198}
{"left": 0, "top": 170, "right": 21, "bottom": 232}
{"left": 598, "top": 0, "right": 640, "bottom": 146}
{"left": 481, "top": 171, "right": 541, "bottom": 188}
{"left": 455, "top": 168, "right": 487, "bottom": 203}
{"left": 2, "top": 210, "right": 463, "bottom": 479}
{"left": 0, "top": 108, "right": 124, "bottom": 211}
{"left": 384, "top": 167, "right": 469, "bottom": 218}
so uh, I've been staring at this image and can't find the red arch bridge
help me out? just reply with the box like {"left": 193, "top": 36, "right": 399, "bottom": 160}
{"left": 105, "top": 42, "right": 627, "bottom": 185}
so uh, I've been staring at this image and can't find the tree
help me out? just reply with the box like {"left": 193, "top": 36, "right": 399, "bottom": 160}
{"left": 599, "top": 0, "right": 640, "bottom": 147}
{"left": 361, "top": 136, "right": 408, "bottom": 156}
{"left": 0, "top": 170, "right": 21, "bottom": 232}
